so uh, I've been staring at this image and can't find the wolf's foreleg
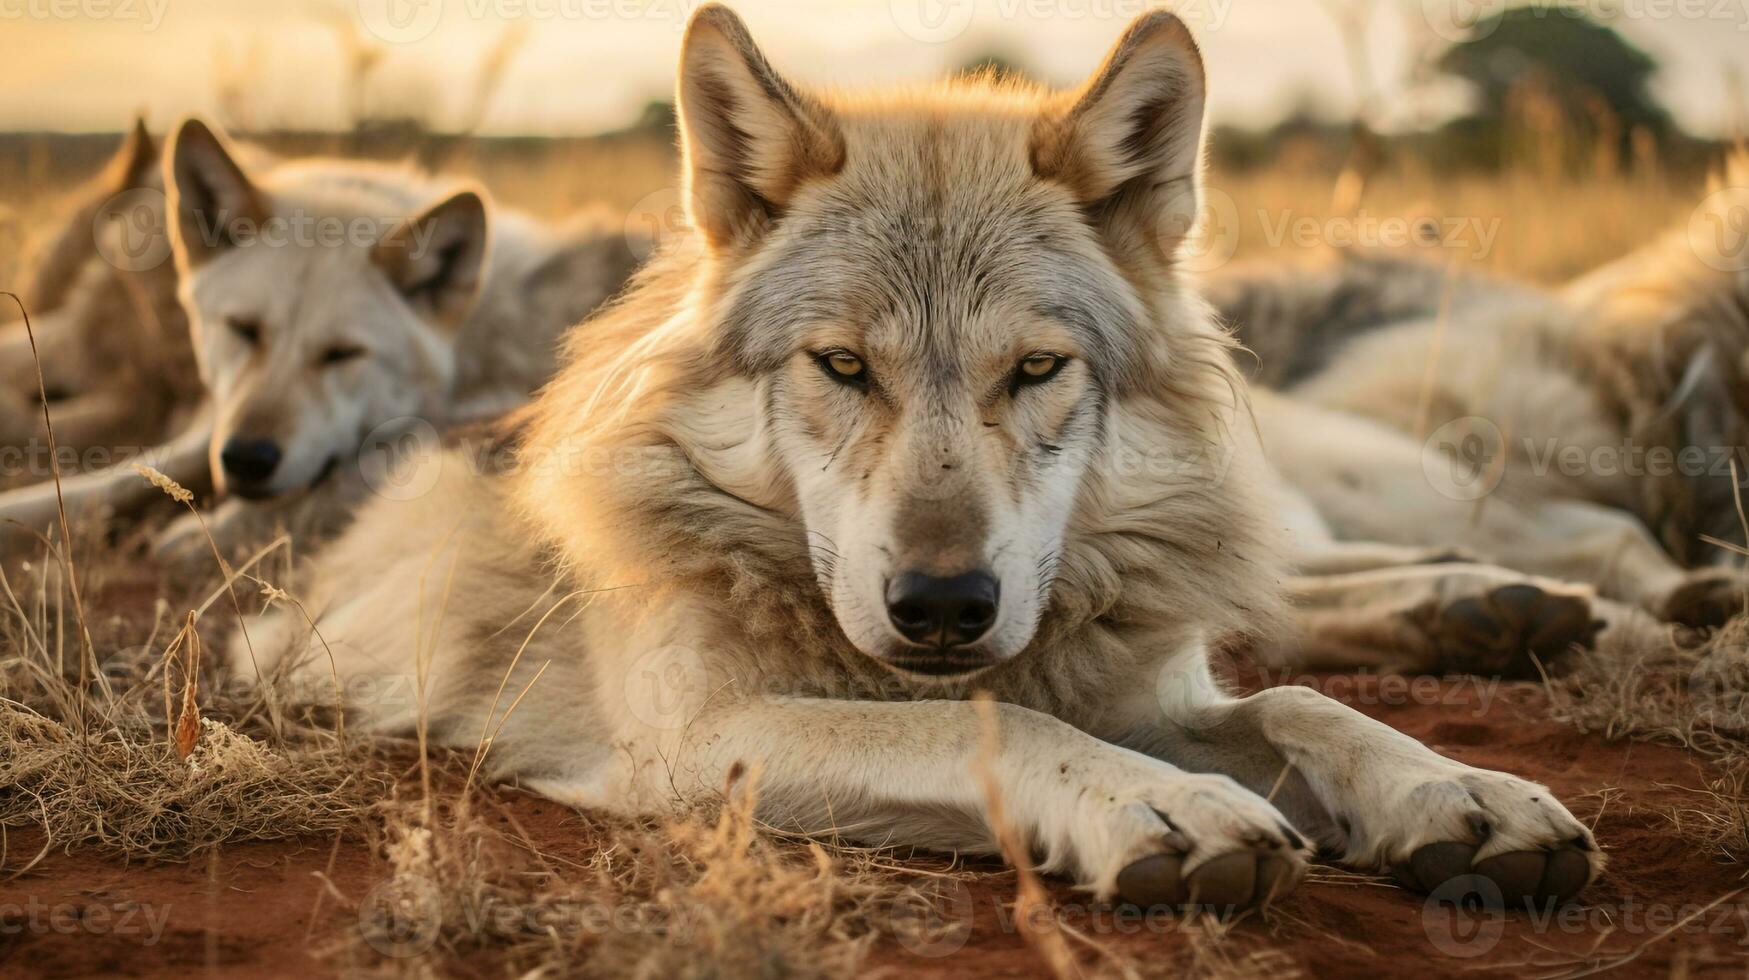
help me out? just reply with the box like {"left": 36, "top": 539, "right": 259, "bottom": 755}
{"left": 1127, "top": 670, "right": 1601, "bottom": 905}
{"left": 535, "top": 695, "right": 1306, "bottom": 907}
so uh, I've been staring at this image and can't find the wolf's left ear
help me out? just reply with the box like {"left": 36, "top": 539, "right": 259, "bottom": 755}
{"left": 373, "top": 189, "right": 490, "bottom": 328}
{"left": 167, "top": 117, "right": 266, "bottom": 267}
{"left": 1031, "top": 11, "right": 1206, "bottom": 262}
{"left": 103, "top": 117, "right": 159, "bottom": 191}
{"left": 677, "top": 4, "right": 844, "bottom": 250}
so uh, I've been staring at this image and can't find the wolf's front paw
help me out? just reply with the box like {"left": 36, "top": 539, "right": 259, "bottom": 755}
{"left": 1357, "top": 765, "right": 1600, "bottom": 907}
{"left": 1062, "top": 765, "right": 1308, "bottom": 911}
{"left": 1660, "top": 569, "right": 1749, "bottom": 629}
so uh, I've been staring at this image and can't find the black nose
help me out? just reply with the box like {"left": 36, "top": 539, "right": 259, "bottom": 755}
{"left": 220, "top": 438, "right": 282, "bottom": 485}
{"left": 886, "top": 571, "right": 999, "bottom": 648}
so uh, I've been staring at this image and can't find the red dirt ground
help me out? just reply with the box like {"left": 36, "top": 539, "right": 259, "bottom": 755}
{"left": 3, "top": 667, "right": 1745, "bottom": 978}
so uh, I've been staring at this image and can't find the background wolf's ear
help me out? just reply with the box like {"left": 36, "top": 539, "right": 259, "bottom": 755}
{"left": 22, "top": 117, "right": 164, "bottom": 311}
{"left": 1030, "top": 12, "right": 1206, "bottom": 263}
{"left": 677, "top": 4, "right": 844, "bottom": 249}
{"left": 167, "top": 117, "right": 265, "bottom": 267}
{"left": 372, "top": 189, "right": 490, "bottom": 328}
{"left": 102, "top": 117, "right": 159, "bottom": 192}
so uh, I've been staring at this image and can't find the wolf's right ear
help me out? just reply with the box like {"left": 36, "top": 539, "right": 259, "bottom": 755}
{"left": 1031, "top": 12, "right": 1207, "bottom": 264}
{"left": 372, "top": 189, "right": 490, "bottom": 328}
{"left": 166, "top": 117, "right": 265, "bottom": 267}
{"left": 677, "top": 4, "right": 844, "bottom": 250}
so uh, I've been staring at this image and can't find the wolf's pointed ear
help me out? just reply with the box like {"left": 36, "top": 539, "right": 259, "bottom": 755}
{"left": 102, "top": 117, "right": 159, "bottom": 191}
{"left": 677, "top": 4, "right": 844, "bottom": 250}
{"left": 1031, "top": 12, "right": 1206, "bottom": 262}
{"left": 372, "top": 189, "right": 490, "bottom": 328}
{"left": 167, "top": 117, "right": 265, "bottom": 267}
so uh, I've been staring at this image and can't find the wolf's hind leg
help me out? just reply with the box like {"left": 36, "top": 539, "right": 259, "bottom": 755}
{"left": 1281, "top": 561, "right": 1642, "bottom": 677}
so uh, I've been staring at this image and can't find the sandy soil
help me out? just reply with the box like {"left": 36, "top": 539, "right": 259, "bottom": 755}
{"left": 3, "top": 664, "right": 1744, "bottom": 979}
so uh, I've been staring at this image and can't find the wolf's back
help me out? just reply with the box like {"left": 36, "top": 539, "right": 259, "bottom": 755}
{"left": 1208, "top": 250, "right": 1539, "bottom": 388}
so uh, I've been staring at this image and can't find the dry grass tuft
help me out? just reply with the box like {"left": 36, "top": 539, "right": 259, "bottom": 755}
{"left": 0, "top": 296, "right": 389, "bottom": 862}
{"left": 0, "top": 707, "right": 372, "bottom": 859}
{"left": 1546, "top": 617, "right": 1749, "bottom": 861}
{"left": 331, "top": 775, "right": 970, "bottom": 978}
{"left": 0, "top": 503, "right": 392, "bottom": 860}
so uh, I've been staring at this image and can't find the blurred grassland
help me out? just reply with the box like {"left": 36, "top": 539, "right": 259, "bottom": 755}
{"left": 0, "top": 124, "right": 1714, "bottom": 298}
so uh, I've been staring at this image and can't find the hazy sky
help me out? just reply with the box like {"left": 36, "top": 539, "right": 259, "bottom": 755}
{"left": 0, "top": 0, "right": 1744, "bottom": 135}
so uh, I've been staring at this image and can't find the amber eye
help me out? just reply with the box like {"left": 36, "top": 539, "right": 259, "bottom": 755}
{"left": 1013, "top": 354, "right": 1067, "bottom": 389}
{"left": 816, "top": 349, "right": 868, "bottom": 386}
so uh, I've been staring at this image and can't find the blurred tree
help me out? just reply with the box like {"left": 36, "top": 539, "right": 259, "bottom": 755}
{"left": 1433, "top": 6, "right": 1674, "bottom": 169}
{"left": 633, "top": 100, "right": 677, "bottom": 134}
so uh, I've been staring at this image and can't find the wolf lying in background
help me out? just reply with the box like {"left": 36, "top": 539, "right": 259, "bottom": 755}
{"left": 0, "top": 120, "right": 198, "bottom": 462}
{"left": 0, "top": 117, "right": 642, "bottom": 557}
{"left": 240, "top": 6, "right": 1599, "bottom": 914}
{"left": 1208, "top": 160, "right": 1749, "bottom": 673}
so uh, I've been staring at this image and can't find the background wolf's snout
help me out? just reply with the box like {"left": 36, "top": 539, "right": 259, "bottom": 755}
{"left": 885, "top": 571, "right": 999, "bottom": 648}
{"left": 220, "top": 437, "right": 282, "bottom": 487}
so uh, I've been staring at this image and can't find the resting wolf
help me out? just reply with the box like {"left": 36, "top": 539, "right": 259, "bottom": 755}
{"left": 0, "top": 120, "right": 198, "bottom": 463}
{"left": 0, "top": 118, "right": 642, "bottom": 557}
{"left": 1213, "top": 157, "right": 1749, "bottom": 647}
{"left": 239, "top": 6, "right": 1599, "bottom": 911}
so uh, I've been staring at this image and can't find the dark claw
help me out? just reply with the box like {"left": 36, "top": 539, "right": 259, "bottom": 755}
{"left": 1467, "top": 812, "right": 1493, "bottom": 839}
{"left": 1278, "top": 823, "right": 1306, "bottom": 851}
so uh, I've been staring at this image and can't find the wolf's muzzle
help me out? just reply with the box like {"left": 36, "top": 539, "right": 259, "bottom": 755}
{"left": 885, "top": 570, "right": 999, "bottom": 650}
